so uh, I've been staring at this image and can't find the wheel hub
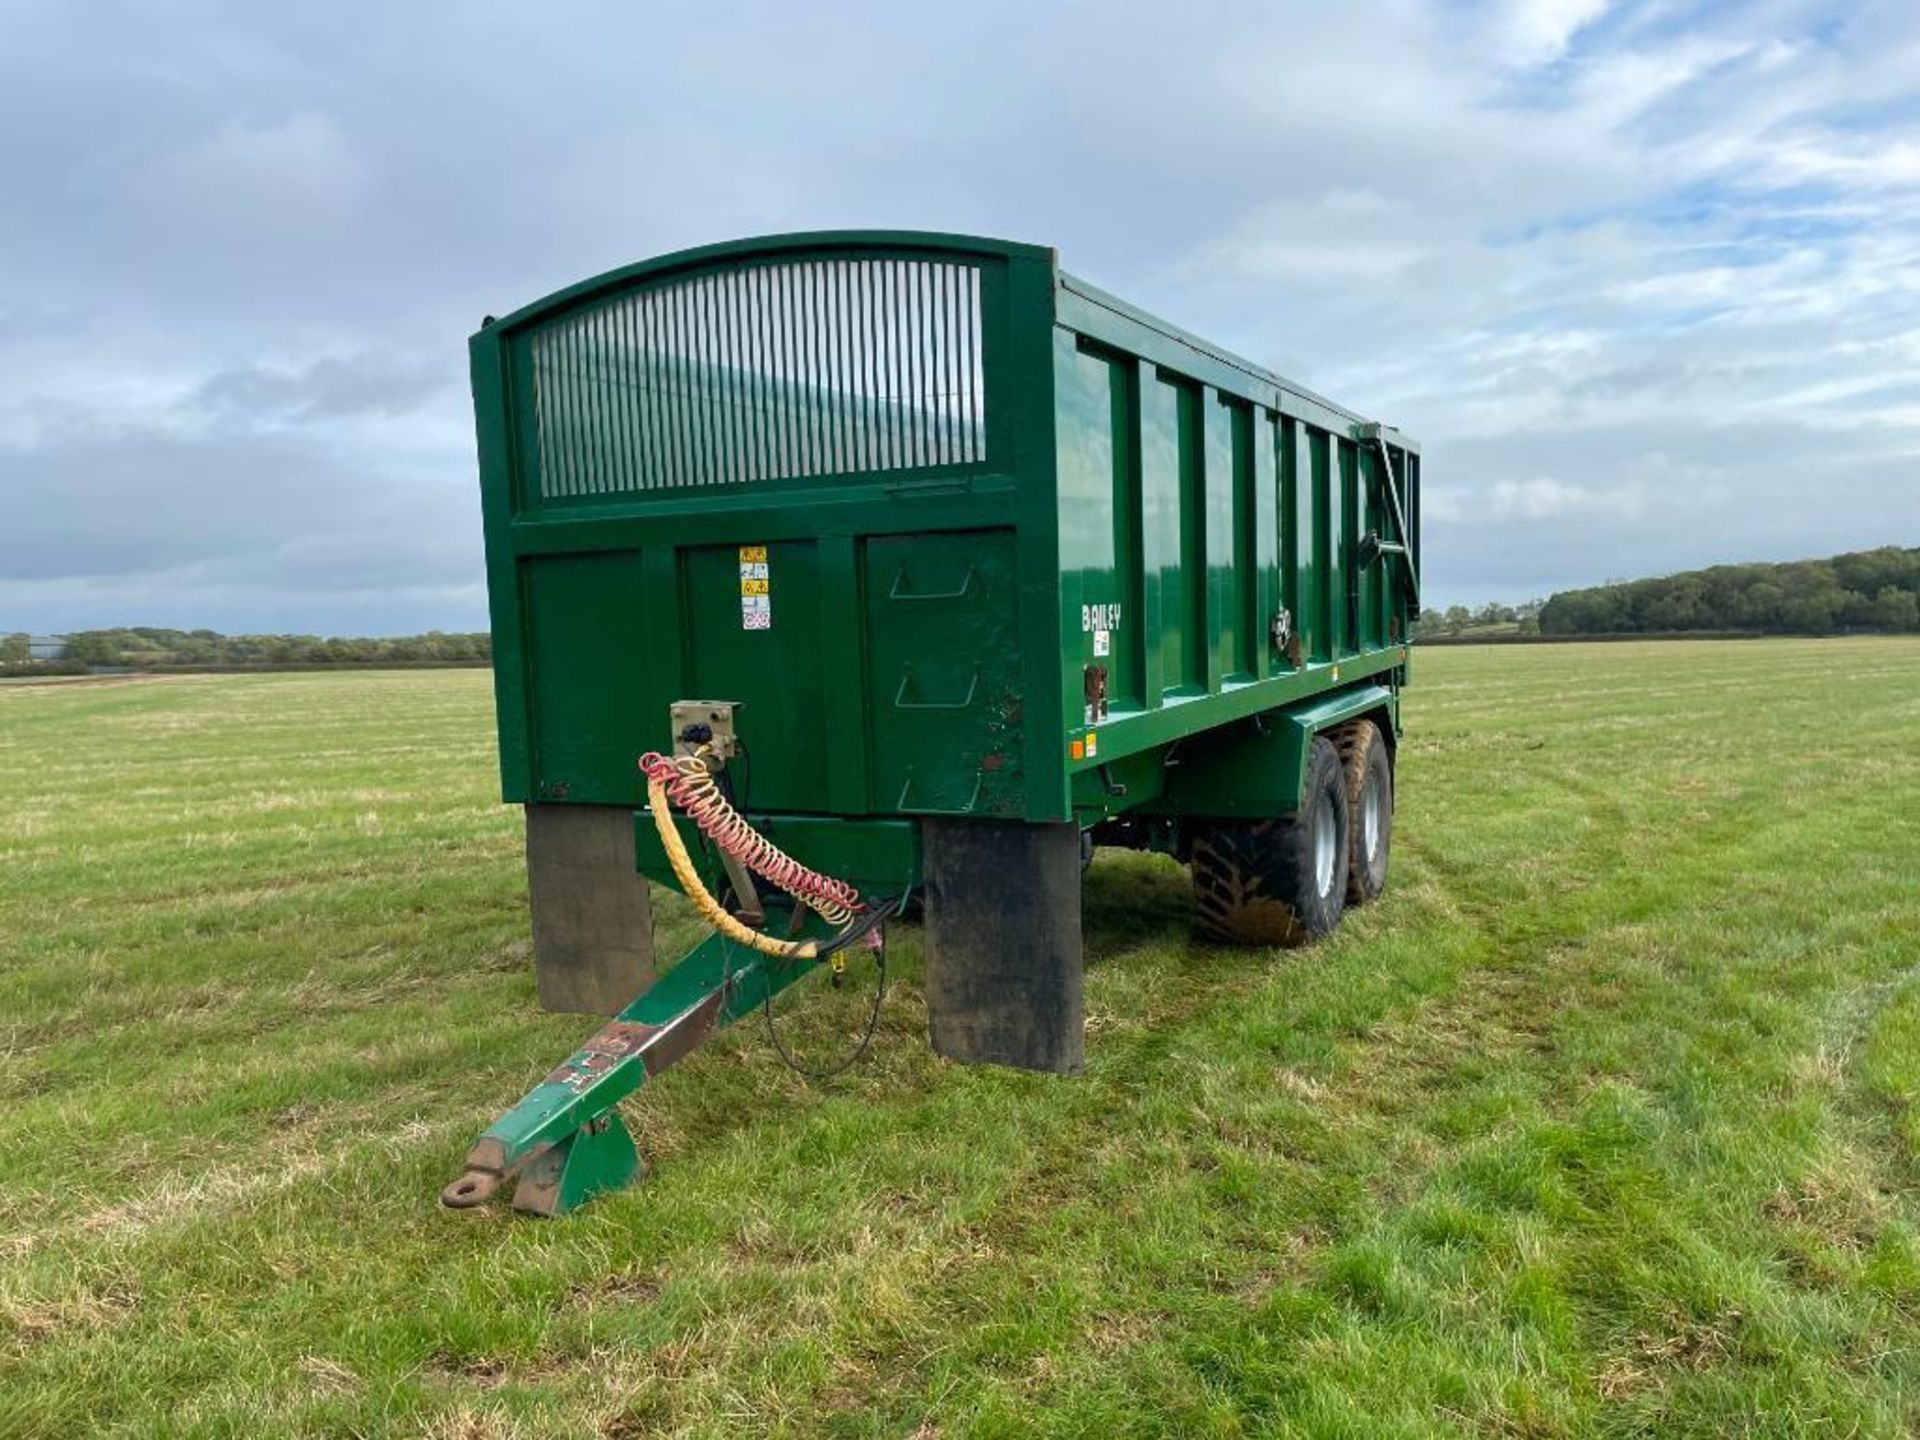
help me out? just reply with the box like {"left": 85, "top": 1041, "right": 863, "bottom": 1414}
{"left": 1313, "top": 797, "right": 1337, "bottom": 897}
{"left": 1362, "top": 771, "right": 1383, "bottom": 866}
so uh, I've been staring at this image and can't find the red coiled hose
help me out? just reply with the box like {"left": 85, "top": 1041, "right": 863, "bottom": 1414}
{"left": 639, "top": 750, "right": 864, "bottom": 927}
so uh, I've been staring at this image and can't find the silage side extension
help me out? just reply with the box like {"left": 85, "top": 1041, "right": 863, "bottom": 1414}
{"left": 449, "top": 232, "right": 1421, "bottom": 1214}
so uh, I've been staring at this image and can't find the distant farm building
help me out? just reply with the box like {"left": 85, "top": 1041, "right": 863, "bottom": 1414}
{"left": 28, "top": 635, "right": 70, "bottom": 661}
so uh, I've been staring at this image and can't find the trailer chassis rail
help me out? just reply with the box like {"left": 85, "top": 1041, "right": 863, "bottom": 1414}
{"left": 442, "top": 923, "right": 821, "bottom": 1216}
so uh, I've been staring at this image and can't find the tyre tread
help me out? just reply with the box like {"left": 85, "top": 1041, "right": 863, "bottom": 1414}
{"left": 1332, "top": 718, "right": 1391, "bottom": 905}
{"left": 1188, "top": 735, "right": 1349, "bottom": 947}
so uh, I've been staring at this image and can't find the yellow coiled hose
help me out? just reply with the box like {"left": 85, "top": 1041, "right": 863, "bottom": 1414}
{"left": 642, "top": 746, "right": 871, "bottom": 960}
{"left": 642, "top": 750, "right": 860, "bottom": 924}
{"left": 645, "top": 776, "right": 818, "bottom": 959}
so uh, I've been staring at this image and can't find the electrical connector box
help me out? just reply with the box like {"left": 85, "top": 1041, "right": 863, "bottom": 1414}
{"left": 670, "top": 701, "right": 740, "bottom": 761}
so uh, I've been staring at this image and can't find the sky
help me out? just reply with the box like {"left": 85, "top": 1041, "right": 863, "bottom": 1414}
{"left": 2, "top": 0, "right": 1917, "bottom": 634}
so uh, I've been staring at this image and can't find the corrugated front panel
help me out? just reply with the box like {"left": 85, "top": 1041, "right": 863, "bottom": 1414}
{"left": 526, "top": 258, "right": 987, "bottom": 500}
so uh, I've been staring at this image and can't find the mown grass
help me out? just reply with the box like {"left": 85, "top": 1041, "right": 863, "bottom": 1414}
{"left": 1, "top": 640, "right": 1918, "bottom": 1438}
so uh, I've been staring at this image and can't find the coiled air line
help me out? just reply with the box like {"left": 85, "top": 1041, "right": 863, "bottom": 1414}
{"left": 638, "top": 747, "right": 865, "bottom": 957}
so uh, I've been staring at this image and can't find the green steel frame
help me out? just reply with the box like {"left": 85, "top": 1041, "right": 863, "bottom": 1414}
{"left": 444, "top": 920, "right": 831, "bottom": 1215}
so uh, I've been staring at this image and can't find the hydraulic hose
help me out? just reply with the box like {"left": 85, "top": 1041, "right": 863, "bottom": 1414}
{"left": 645, "top": 774, "right": 819, "bottom": 959}
{"left": 640, "top": 750, "right": 862, "bottom": 924}
{"left": 640, "top": 747, "right": 869, "bottom": 959}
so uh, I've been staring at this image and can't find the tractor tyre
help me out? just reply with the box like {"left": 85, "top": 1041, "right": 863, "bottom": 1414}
{"left": 1189, "top": 735, "right": 1350, "bottom": 946}
{"left": 1335, "top": 719, "right": 1393, "bottom": 905}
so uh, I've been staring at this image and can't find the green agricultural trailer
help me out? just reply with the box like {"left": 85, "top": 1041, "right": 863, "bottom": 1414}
{"left": 446, "top": 231, "right": 1420, "bottom": 1215}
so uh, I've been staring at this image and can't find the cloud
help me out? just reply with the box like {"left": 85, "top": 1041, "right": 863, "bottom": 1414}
{"left": 1192, "top": 192, "right": 1430, "bottom": 282}
{"left": 0, "top": 422, "right": 476, "bottom": 590}
{"left": 193, "top": 354, "right": 451, "bottom": 425}
{"left": 1493, "top": 0, "right": 1615, "bottom": 67}
{"left": 1486, "top": 476, "right": 1648, "bottom": 521}
{"left": 137, "top": 113, "right": 372, "bottom": 230}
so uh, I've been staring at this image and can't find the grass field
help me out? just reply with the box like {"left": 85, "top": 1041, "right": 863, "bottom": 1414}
{"left": 2, "top": 640, "right": 1919, "bottom": 1438}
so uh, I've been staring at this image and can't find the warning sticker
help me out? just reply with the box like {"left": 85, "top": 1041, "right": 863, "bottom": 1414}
{"left": 739, "top": 545, "right": 771, "bottom": 630}
{"left": 1092, "top": 629, "right": 1110, "bottom": 657}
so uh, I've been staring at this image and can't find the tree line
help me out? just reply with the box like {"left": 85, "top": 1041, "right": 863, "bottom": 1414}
{"left": 1, "top": 627, "right": 491, "bottom": 671}
{"left": 1538, "top": 547, "right": 1920, "bottom": 636}
{"left": 1416, "top": 600, "right": 1544, "bottom": 638}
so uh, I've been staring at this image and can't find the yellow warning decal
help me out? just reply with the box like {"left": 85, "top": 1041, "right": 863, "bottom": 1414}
{"left": 739, "top": 544, "right": 772, "bottom": 630}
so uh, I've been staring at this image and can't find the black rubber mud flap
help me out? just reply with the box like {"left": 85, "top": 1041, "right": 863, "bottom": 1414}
{"left": 923, "top": 819, "right": 1085, "bottom": 1075}
{"left": 526, "top": 804, "right": 656, "bottom": 1016}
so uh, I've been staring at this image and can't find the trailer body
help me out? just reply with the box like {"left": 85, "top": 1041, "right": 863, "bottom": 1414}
{"left": 473, "top": 231, "right": 1418, "bottom": 861}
